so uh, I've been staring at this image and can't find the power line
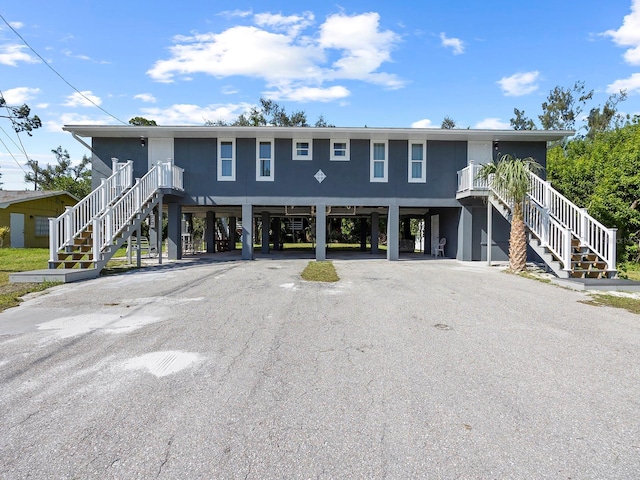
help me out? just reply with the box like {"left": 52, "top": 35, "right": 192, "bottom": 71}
{"left": 0, "top": 87, "right": 31, "bottom": 163}
{"left": 0, "top": 133, "right": 27, "bottom": 175}
{"left": 0, "top": 12, "right": 128, "bottom": 125}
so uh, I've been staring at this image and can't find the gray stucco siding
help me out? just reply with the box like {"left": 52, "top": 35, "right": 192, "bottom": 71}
{"left": 174, "top": 138, "right": 215, "bottom": 198}
{"left": 92, "top": 138, "right": 147, "bottom": 189}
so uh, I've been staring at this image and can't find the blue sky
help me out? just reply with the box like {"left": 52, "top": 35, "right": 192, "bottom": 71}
{"left": 1, "top": 0, "right": 640, "bottom": 190}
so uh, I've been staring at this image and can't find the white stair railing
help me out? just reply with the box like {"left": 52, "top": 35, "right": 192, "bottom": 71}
{"left": 49, "top": 159, "right": 133, "bottom": 262}
{"left": 524, "top": 199, "right": 572, "bottom": 270}
{"left": 92, "top": 161, "right": 184, "bottom": 260}
{"left": 527, "top": 172, "right": 616, "bottom": 271}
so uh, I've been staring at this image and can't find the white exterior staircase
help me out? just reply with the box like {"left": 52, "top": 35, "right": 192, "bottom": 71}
{"left": 48, "top": 159, "right": 184, "bottom": 276}
{"left": 457, "top": 164, "right": 617, "bottom": 279}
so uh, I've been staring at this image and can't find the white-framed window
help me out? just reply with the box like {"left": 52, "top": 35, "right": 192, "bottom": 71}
{"left": 293, "top": 139, "right": 312, "bottom": 160}
{"left": 408, "top": 141, "right": 426, "bottom": 183}
{"left": 330, "top": 139, "right": 350, "bottom": 161}
{"left": 217, "top": 138, "right": 236, "bottom": 181}
{"left": 35, "top": 216, "right": 49, "bottom": 237}
{"left": 370, "top": 141, "right": 388, "bottom": 182}
{"left": 256, "top": 139, "right": 274, "bottom": 181}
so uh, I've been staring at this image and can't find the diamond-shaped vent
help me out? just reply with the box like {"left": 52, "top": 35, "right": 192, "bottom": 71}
{"left": 314, "top": 169, "right": 326, "bottom": 184}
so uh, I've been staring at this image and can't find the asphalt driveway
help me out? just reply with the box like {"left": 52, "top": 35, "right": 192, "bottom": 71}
{"left": 1, "top": 256, "right": 639, "bottom": 479}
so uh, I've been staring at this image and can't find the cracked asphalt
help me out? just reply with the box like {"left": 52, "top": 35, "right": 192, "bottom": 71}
{"left": 1, "top": 255, "right": 639, "bottom": 479}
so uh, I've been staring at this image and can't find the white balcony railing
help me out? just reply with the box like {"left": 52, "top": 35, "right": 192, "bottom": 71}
{"left": 457, "top": 163, "right": 489, "bottom": 193}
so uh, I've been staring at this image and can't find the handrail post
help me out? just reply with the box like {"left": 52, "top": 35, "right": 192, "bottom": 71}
{"left": 134, "top": 178, "right": 142, "bottom": 210}
{"left": 111, "top": 157, "right": 119, "bottom": 174}
{"left": 93, "top": 217, "right": 100, "bottom": 263}
{"left": 49, "top": 218, "right": 56, "bottom": 263}
{"left": 64, "top": 206, "right": 73, "bottom": 245}
{"left": 562, "top": 227, "right": 572, "bottom": 271}
{"left": 543, "top": 180, "right": 550, "bottom": 209}
{"left": 608, "top": 228, "right": 617, "bottom": 272}
{"left": 100, "top": 178, "right": 108, "bottom": 211}
{"left": 468, "top": 160, "right": 474, "bottom": 191}
{"left": 540, "top": 206, "right": 550, "bottom": 247}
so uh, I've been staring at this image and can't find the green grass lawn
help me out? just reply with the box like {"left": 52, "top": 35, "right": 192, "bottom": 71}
{"left": 0, "top": 248, "right": 53, "bottom": 312}
{"left": 301, "top": 261, "right": 339, "bottom": 282}
{"left": 0, "top": 247, "right": 135, "bottom": 312}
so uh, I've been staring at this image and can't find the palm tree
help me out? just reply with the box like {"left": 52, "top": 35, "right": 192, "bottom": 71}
{"left": 477, "top": 154, "right": 542, "bottom": 273}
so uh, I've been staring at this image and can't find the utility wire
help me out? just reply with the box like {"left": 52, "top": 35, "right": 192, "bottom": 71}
{"left": 0, "top": 12, "right": 128, "bottom": 125}
{"left": 0, "top": 87, "right": 31, "bottom": 163}
{"left": 0, "top": 134, "right": 27, "bottom": 175}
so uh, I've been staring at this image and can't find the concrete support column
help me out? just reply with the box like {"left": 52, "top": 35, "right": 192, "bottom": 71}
{"left": 149, "top": 208, "right": 159, "bottom": 258}
{"left": 261, "top": 212, "right": 270, "bottom": 254}
{"left": 487, "top": 201, "right": 493, "bottom": 265}
{"left": 423, "top": 213, "right": 430, "bottom": 255}
{"left": 157, "top": 193, "right": 163, "bottom": 264}
{"left": 387, "top": 204, "right": 399, "bottom": 261}
{"left": 229, "top": 217, "right": 237, "bottom": 251}
{"left": 205, "top": 210, "right": 216, "bottom": 253}
{"left": 167, "top": 203, "right": 182, "bottom": 260}
{"left": 242, "top": 204, "right": 253, "bottom": 260}
{"left": 360, "top": 218, "right": 367, "bottom": 251}
{"left": 315, "top": 203, "right": 327, "bottom": 261}
{"left": 457, "top": 206, "right": 473, "bottom": 261}
{"left": 371, "top": 212, "right": 379, "bottom": 254}
{"left": 272, "top": 217, "right": 281, "bottom": 251}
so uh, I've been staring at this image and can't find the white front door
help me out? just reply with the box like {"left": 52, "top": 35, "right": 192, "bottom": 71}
{"left": 10, "top": 213, "right": 25, "bottom": 248}
{"left": 430, "top": 214, "right": 439, "bottom": 255}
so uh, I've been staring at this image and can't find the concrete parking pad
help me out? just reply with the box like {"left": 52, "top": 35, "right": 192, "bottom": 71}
{"left": 1, "top": 258, "right": 639, "bottom": 478}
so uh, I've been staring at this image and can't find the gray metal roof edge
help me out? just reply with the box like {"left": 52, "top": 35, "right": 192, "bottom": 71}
{"left": 62, "top": 125, "right": 574, "bottom": 142}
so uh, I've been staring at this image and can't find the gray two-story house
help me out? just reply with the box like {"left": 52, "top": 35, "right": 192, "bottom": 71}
{"left": 62, "top": 125, "right": 570, "bottom": 261}
{"left": 45, "top": 124, "right": 613, "bottom": 283}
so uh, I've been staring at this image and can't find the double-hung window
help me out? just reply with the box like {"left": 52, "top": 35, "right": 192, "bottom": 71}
{"left": 256, "top": 139, "right": 274, "bottom": 181}
{"left": 217, "top": 138, "right": 235, "bottom": 181}
{"left": 293, "top": 139, "right": 312, "bottom": 160}
{"left": 408, "top": 141, "right": 426, "bottom": 183}
{"left": 330, "top": 139, "right": 350, "bottom": 161}
{"left": 370, "top": 141, "right": 388, "bottom": 182}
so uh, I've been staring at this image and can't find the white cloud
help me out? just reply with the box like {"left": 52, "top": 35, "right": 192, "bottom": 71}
{"left": 45, "top": 113, "right": 113, "bottom": 132}
{"left": 0, "top": 44, "right": 37, "bottom": 66}
{"left": 140, "top": 103, "right": 253, "bottom": 125}
{"left": 266, "top": 85, "right": 350, "bottom": 102}
{"left": 603, "top": 0, "right": 640, "bottom": 65}
{"left": 134, "top": 93, "right": 157, "bottom": 103}
{"left": 254, "top": 11, "right": 314, "bottom": 37}
{"left": 63, "top": 91, "right": 102, "bottom": 107}
{"left": 439, "top": 32, "right": 464, "bottom": 55}
{"left": 318, "top": 12, "right": 402, "bottom": 87}
{"left": 411, "top": 119, "right": 434, "bottom": 128}
{"left": 147, "top": 11, "right": 403, "bottom": 95}
{"left": 221, "top": 85, "right": 238, "bottom": 95}
{"left": 2, "top": 87, "right": 40, "bottom": 104}
{"left": 148, "top": 27, "right": 324, "bottom": 84}
{"left": 607, "top": 72, "right": 640, "bottom": 94}
{"left": 475, "top": 118, "right": 510, "bottom": 129}
{"left": 35, "top": 103, "right": 49, "bottom": 109}
{"left": 218, "top": 9, "right": 253, "bottom": 19}
{"left": 9, "top": 21, "right": 24, "bottom": 29}
{"left": 497, "top": 71, "right": 540, "bottom": 96}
